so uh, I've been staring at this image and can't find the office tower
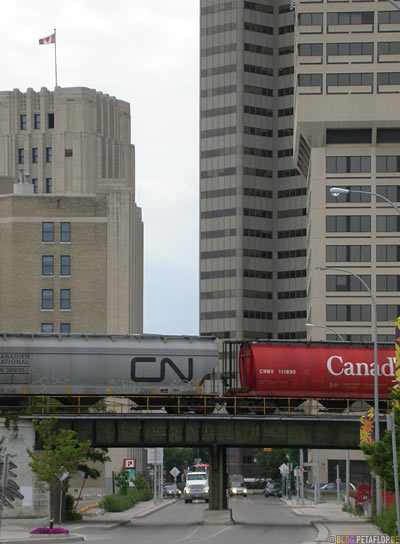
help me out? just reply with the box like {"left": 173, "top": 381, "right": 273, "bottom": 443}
{"left": 200, "top": 0, "right": 307, "bottom": 343}
{"left": 294, "top": 0, "right": 400, "bottom": 344}
{"left": 0, "top": 86, "right": 143, "bottom": 335}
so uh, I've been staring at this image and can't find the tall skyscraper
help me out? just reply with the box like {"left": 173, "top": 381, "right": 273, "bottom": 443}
{"left": 200, "top": 0, "right": 307, "bottom": 342}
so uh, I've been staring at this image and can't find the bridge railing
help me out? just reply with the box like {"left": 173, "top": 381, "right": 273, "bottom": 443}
{"left": 0, "top": 395, "right": 390, "bottom": 417}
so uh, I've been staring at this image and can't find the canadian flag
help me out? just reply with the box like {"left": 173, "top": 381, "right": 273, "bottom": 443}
{"left": 39, "top": 33, "right": 55, "bottom": 45}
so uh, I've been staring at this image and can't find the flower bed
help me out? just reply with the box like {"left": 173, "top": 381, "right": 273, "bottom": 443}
{"left": 30, "top": 527, "right": 69, "bottom": 534}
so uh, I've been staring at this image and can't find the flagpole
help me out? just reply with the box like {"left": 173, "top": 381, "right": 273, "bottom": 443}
{"left": 54, "top": 28, "right": 58, "bottom": 87}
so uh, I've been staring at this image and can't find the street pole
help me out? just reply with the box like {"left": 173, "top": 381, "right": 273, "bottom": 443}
{"left": 386, "top": 412, "right": 400, "bottom": 539}
{"left": 300, "top": 449, "right": 304, "bottom": 506}
{"left": 345, "top": 449, "right": 350, "bottom": 509}
{"left": 316, "top": 265, "right": 382, "bottom": 514}
{"left": 0, "top": 453, "right": 9, "bottom": 538}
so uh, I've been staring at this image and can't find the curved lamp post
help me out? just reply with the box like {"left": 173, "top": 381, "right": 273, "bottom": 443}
{"left": 315, "top": 265, "right": 382, "bottom": 514}
{"left": 305, "top": 322, "right": 345, "bottom": 342}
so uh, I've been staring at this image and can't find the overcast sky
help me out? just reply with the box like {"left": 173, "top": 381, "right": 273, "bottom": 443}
{"left": 0, "top": 0, "right": 200, "bottom": 336}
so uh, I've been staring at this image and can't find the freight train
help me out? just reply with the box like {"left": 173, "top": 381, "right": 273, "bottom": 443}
{"left": 0, "top": 335, "right": 396, "bottom": 412}
{"left": 223, "top": 340, "right": 396, "bottom": 412}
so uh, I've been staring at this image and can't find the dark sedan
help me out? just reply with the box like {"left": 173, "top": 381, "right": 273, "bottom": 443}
{"left": 264, "top": 482, "right": 282, "bottom": 497}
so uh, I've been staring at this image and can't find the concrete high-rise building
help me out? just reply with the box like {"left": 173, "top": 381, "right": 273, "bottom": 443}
{"left": 0, "top": 86, "right": 143, "bottom": 335}
{"left": 294, "top": 0, "right": 400, "bottom": 344}
{"left": 200, "top": 0, "right": 307, "bottom": 343}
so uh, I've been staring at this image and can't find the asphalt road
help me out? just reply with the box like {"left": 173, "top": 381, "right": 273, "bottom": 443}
{"left": 75, "top": 495, "right": 317, "bottom": 544}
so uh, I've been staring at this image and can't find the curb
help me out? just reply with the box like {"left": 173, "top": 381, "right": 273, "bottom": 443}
{"left": 0, "top": 535, "right": 85, "bottom": 544}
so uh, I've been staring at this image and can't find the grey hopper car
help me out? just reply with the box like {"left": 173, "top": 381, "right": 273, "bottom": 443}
{"left": 0, "top": 334, "right": 218, "bottom": 405}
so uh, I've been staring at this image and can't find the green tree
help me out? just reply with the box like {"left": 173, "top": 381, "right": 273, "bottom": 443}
{"left": 113, "top": 467, "right": 130, "bottom": 495}
{"left": 362, "top": 389, "right": 400, "bottom": 492}
{"left": 26, "top": 418, "right": 107, "bottom": 522}
{"left": 163, "top": 447, "right": 209, "bottom": 480}
{"left": 254, "top": 448, "right": 300, "bottom": 482}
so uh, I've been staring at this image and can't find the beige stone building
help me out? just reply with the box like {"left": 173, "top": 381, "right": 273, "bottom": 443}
{"left": 0, "top": 86, "right": 143, "bottom": 335}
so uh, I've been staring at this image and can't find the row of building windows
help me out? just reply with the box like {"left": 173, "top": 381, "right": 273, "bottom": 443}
{"left": 278, "top": 208, "right": 307, "bottom": 219}
{"left": 200, "top": 248, "right": 273, "bottom": 260}
{"left": 20, "top": 113, "right": 54, "bottom": 130}
{"left": 42, "top": 255, "right": 70, "bottom": 276}
{"left": 277, "top": 290, "right": 307, "bottom": 299}
{"left": 298, "top": 10, "right": 400, "bottom": 29}
{"left": 326, "top": 304, "right": 400, "bottom": 322}
{"left": 326, "top": 274, "right": 400, "bottom": 292}
{"left": 200, "top": 310, "right": 272, "bottom": 320}
{"left": 41, "top": 323, "right": 70, "bottom": 333}
{"left": 201, "top": 146, "right": 275, "bottom": 159}
{"left": 42, "top": 289, "right": 70, "bottom": 310}
{"left": 298, "top": 72, "right": 400, "bottom": 93}
{"left": 42, "top": 222, "right": 71, "bottom": 242}
{"left": 211, "top": 170, "right": 275, "bottom": 188}
{"left": 278, "top": 310, "right": 307, "bottom": 320}
{"left": 278, "top": 249, "right": 307, "bottom": 259}
{"left": 328, "top": 185, "right": 400, "bottom": 202}
{"left": 326, "top": 156, "right": 400, "bottom": 174}
{"left": 298, "top": 41, "right": 400, "bottom": 60}
{"left": 327, "top": 244, "right": 400, "bottom": 261}
{"left": 18, "top": 147, "right": 52, "bottom": 164}
{"left": 32, "top": 178, "right": 52, "bottom": 194}
{"left": 200, "top": 289, "right": 273, "bottom": 300}
{"left": 326, "top": 215, "right": 400, "bottom": 232}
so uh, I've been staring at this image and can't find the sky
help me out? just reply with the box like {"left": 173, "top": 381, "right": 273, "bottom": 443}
{"left": 0, "top": 0, "right": 200, "bottom": 336}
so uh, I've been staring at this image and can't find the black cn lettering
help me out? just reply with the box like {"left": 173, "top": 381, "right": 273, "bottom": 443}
{"left": 131, "top": 357, "right": 194, "bottom": 383}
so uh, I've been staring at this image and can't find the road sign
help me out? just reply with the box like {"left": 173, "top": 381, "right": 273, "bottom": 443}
{"left": 123, "top": 459, "right": 136, "bottom": 469}
{"left": 170, "top": 467, "right": 180, "bottom": 478}
{"left": 146, "top": 448, "right": 163, "bottom": 464}
{"left": 279, "top": 463, "right": 289, "bottom": 477}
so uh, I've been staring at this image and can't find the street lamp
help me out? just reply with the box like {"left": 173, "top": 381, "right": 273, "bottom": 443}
{"left": 305, "top": 322, "right": 345, "bottom": 342}
{"left": 315, "top": 265, "right": 382, "bottom": 514}
{"left": 330, "top": 187, "right": 400, "bottom": 215}
{"left": 306, "top": 322, "right": 351, "bottom": 509}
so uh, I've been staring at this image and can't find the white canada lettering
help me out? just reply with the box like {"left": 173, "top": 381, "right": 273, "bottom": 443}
{"left": 326, "top": 355, "right": 343, "bottom": 376}
{"left": 326, "top": 355, "right": 395, "bottom": 377}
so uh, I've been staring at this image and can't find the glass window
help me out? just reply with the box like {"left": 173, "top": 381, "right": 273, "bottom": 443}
{"left": 32, "top": 148, "right": 38, "bottom": 163}
{"left": 42, "top": 255, "right": 54, "bottom": 276}
{"left": 377, "top": 275, "right": 400, "bottom": 291}
{"left": 18, "top": 148, "right": 24, "bottom": 164}
{"left": 41, "top": 323, "right": 53, "bottom": 333}
{"left": 60, "top": 323, "right": 70, "bottom": 334}
{"left": 20, "top": 115, "right": 26, "bottom": 130}
{"left": 42, "top": 222, "right": 54, "bottom": 242}
{"left": 60, "top": 222, "right": 71, "bottom": 242}
{"left": 42, "top": 289, "right": 54, "bottom": 309}
{"left": 46, "top": 147, "right": 52, "bottom": 163}
{"left": 34, "top": 114, "right": 40, "bottom": 129}
{"left": 48, "top": 113, "right": 54, "bottom": 129}
{"left": 45, "top": 178, "right": 52, "bottom": 193}
{"left": 60, "top": 255, "right": 70, "bottom": 276}
{"left": 376, "top": 215, "right": 400, "bottom": 232}
{"left": 376, "top": 155, "right": 400, "bottom": 172}
{"left": 32, "top": 178, "right": 38, "bottom": 194}
{"left": 377, "top": 305, "right": 400, "bottom": 321}
{"left": 377, "top": 245, "right": 400, "bottom": 261}
{"left": 60, "top": 289, "right": 70, "bottom": 310}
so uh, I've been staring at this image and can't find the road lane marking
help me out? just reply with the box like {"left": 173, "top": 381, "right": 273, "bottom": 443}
{"left": 192, "top": 526, "right": 233, "bottom": 542}
{"left": 173, "top": 526, "right": 202, "bottom": 542}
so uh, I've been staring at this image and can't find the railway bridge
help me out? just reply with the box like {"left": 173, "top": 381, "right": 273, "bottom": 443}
{"left": 21, "top": 412, "right": 377, "bottom": 511}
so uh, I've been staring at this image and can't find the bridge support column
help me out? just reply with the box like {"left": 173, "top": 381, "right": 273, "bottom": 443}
{"left": 208, "top": 445, "right": 227, "bottom": 510}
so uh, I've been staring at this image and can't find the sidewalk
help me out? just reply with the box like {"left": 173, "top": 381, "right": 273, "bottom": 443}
{"left": 282, "top": 498, "right": 385, "bottom": 543}
{"left": 0, "top": 498, "right": 176, "bottom": 544}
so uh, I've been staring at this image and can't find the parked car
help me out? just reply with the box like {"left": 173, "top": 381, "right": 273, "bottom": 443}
{"left": 320, "top": 482, "right": 356, "bottom": 492}
{"left": 264, "top": 482, "right": 282, "bottom": 497}
{"left": 163, "top": 485, "right": 181, "bottom": 498}
{"left": 229, "top": 481, "right": 248, "bottom": 497}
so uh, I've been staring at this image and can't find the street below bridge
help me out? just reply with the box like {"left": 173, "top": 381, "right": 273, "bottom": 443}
{"left": 70, "top": 496, "right": 317, "bottom": 544}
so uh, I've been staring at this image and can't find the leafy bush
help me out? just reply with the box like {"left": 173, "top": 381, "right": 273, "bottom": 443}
{"left": 102, "top": 476, "right": 153, "bottom": 512}
{"left": 103, "top": 494, "right": 135, "bottom": 512}
{"left": 372, "top": 506, "right": 397, "bottom": 537}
